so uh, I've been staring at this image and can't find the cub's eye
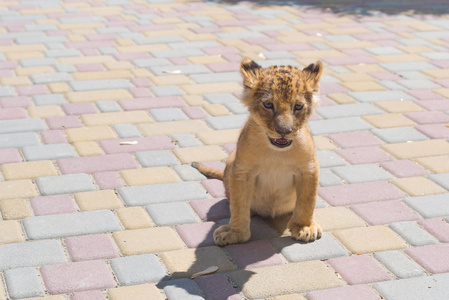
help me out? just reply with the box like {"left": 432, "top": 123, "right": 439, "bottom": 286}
{"left": 263, "top": 101, "right": 274, "bottom": 109}
{"left": 294, "top": 103, "right": 304, "bottom": 111}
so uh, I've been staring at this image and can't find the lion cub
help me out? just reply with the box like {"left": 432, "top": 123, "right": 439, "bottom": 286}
{"left": 194, "top": 58, "right": 323, "bottom": 246}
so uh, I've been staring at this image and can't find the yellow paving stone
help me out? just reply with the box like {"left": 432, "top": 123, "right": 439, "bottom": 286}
{"left": 120, "top": 167, "right": 181, "bottom": 186}
{"left": 0, "top": 280, "right": 4, "bottom": 300}
{"left": 182, "top": 95, "right": 208, "bottom": 106}
{"left": 333, "top": 226, "right": 407, "bottom": 254}
{"left": 341, "top": 81, "right": 387, "bottom": 92}
{"left": 21, "top": 296, "right": 65, "bottom": 300}
{"left": 138, "top": 120, "right": 212, "bottom": 136}
{"left": 108, "top": 284, "right": 164, "bottom": 300}
{"left": 131, "top": 68, "right": 152, "bottom": 77}
{"left": 181, "top": 82, "right": 241, "bottom": 95}
{"left": 384, "top": 21, "right": 442, "bottom": 31}
{"left": 73, "top": 141, "right": 104, "bottom": 156}
{"left": 396, "top": 45, "right": 433, "bottom": 54}
{"left": 116, "top": 38, "right": 135, "bottom": 46}
{"left": 1, "top": 75, "right": 32, "bottom": 87}
{"left": 48, "top": 82, "right": 71, "bottom": 93}
{"left": 74, "top": 190, "right": 123, "bottom": 211}
{"left": 2, "top": 161, "right": 57, "bottom": 180}
{"left": 197, "top": 129, "right": 240, "bottom": 145}
{"left": 160, "top": 247, "right": 235, "bottom": 278}
{"left": 15, "top": 66, "right": 55, "bottom": 76}
{"left": 202, "top": 103, "right": 231, "bottom": 116}
{"left": 81, "top": 111, "right": 152, "bottom": 126}
{"left": 116, "top": 44, "right": 169, "bottom": 53}
{"left": 149, "top": 75, "right": 194, "bottom": 86}
{"left": 28, "top": 105, "right": 65, "bottom": 118}
{"left": 67, "top": 35, "right": 87, "bottom": 42}
{"left": 391, "top": 177, "right": 447, "bottom": 196}
{"left": 144, "top": 29, "right": 190, "bottom": 38}
{"left": 116, "top": 207, "right": 154, "bottom": 230}
{"left": 294, "top": 23, "right": 334, "bottom": 30}
{"left": 314, "top": 136, "right": 337, "bottom": 150}
{"left": 270, "top": 294, "right": 305, "bottom": 300}
{"left": 7, "top": 51, "right": 44, "bottom": 61}
{"left": 326, "top": 41, "right": 377, "bottom": 50}
{"left": 421, "top": 69, "right": 449, "bottom": 79}
{"left": 0, "top": 220, "right": 24, "bottom": 244}
{"left": 363, "top": 113, "right": 416, "bottom": 128}
{"left": 293, "top": 50, "right": 345, "bottom": 59}
{"left": 112, "top": 227, "right": 184, "bottom": 255}
{"left": 373, "top": 54, "right": 426, "bottom": 63}
{"left": 0, "top": 199, "right": 33, "bottom": 220}
{"left": 66, "top": 89, "right": 133, "bottom": 103}
{"left": 314, "top": 207, "right": 367, "bottom": 231}
{"left": 415, "top": 155, "right": 449, "bottom": 173}
{"left": 333, "top": 73, "right": 376, "bottom": 82}
{"left": 173, "top": 145, "right": 228, "bottom": 164}
{"left": 276, "top": 35, "right": 325, "bottom": 44}
{"left": 103, "top": 61, "right": 134, "bottom": 70}
{"left": 0, "top": 180, "right": 37, "bottom": 200}
{"left": 346, "top": 64, "right": 386, "bottom": 73}
{"left": 66, "top": 126, "right": 117, "bottom": 142}
{"left": 374, "top": 101, "right": 425, "bottom": 113}
{"left": 326, "top": 93, "right": 357, "bottom": 104}
{"left": 187, "top": 55, "right": 226, "bottom": 64}
{"left": 0, "top": 44, "right": 46, "bottom": 53}
{"left": 433, "top": 88, "right": 449, "bottom": 98}
{"left": 382, "top": 140, "right": 449, "bottom": 159}
{"left": 58, "top": 55, "right": 115, "bottom": 65}
{"left": 59, "top": 22, "right": 105, "bottom": 30}
{"left": 72, "top": 70, "right": 133, "bottom": 80}
{"left": 20, "top": 8, "right": 64, "bottom": 14}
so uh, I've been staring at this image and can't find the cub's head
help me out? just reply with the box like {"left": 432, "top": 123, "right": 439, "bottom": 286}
{"left": 240, "top": 57, "right": 323, "bottom": 149}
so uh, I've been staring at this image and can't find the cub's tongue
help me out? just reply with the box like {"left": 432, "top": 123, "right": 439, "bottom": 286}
{"left": 275, "top": 138, "right": 288, "bottom": 143}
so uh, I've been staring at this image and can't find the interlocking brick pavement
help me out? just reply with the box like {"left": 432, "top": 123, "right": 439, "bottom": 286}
{"left": 0, "top": 0, "right": 449, "bottom": 299}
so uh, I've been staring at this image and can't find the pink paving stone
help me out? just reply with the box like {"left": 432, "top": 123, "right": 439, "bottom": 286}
{"left": 201, "top": 179, "right": 226, "bottom": 198}
{"left": 71, "top": 290, "right": 107, "bottom": 300}
{"left": 404, "top": 111, "right": 449, "bottom": 124}
{"left": 307, "top": 285, "right": 382, "bottom": 300}
{"left": 328, "top": 131, "right": 384, "bottom": 148}
{"left": 0, "top": 61, "right": 18, "bottom": 69}
{"left": 263, "top": 43, "right": 314, "bottom": 51}
{"left": 418, "top": 219, "right": 449, "bottom": 243}
{"left": 191, "top": 27, "right": 222, "bottom": 34}
{"left": 0, "top": 148, "right": 22, "bottom": 164}
{"left": 318, "top": 181, "right": 406, "bottom": 206}
{"left": 432, "top": 60, "right": 449, "bottom": 68}
{"left": 214, "top": 20, "right": 256, "bottom": 26}
{"left": 0, "top": 70, "right": 14, "bottom": 77}
{"left": 131, "top": 77, "right": 153, "bottom": 87}
{"left": 194, "top": 273, "right": 242, "bottom": 300}
{"left": 201, "top": 161, "right": 225, "bottom": 171}
{"left": 336, "top": 146, "right": 393, "bottom": 164}
{"left": 176, "top": 221, "right": 219, "bottom": 247}
{"left": 405, "top": 89, "right": 443, "bottom": 100}
{"left": 0, "top": 96, "right": 31, "bottom": 108}
{"left": 221, "top": 53, "right": 242, "bottom": 62}
{"left": 318, "top": 95, "right": 337, "bottom": 107}
{"left": 169, "top": 57, "right": 189, "bottom": 65}
{"left": 66, "top": 40, "right": 115, "bottom": 49}
{"left": 99, "top": 136, "right": 175, "bottom": 154}
{"left": 369, "top": 72, "right": 403, "bottom": 81}
{"left": 225, "top": 240, "right": 284, "bottom": 269}
{"left": 41, "top": 130, "right": 68, "bottom": 144}
{"left": 114, "top": 53, "right": 151, "bottom": 61}
{"left": 386, "top": 26, "right": 414, "bottom": 33}
{"left": 323, "top": 56, "right": 378, "bottom": 66}
{"left": 92, "top": 171, "right": 123, "bottom": 189}
{"left": 319, "top": 83, "right": 349, "bottom": 94}
{"left": 189, "top": 198, "right": 230, "bottom": 221}
{"left": 46, "top": 116, "right": 83, "bottom": 129}
{"left": 416, "top": 124, "right": 449, "bottom": 139}
{"left": 416, "top": 100, "right": 449, "bottom": 111}
{"left": 129, "top": 87, "right": 152, "bottom": 98}
{"left": 342, "top": 49, "right": 371, "bottom": 56}
{"left": 433, "top": 79, "right": 449, "bottom": 88}
{"left": 380, "top": 159, "right": 430, "bottom": 178}
{"left": 129, "top": 24, "right": 174, "bottom": 31}
{"left": 350, "top": 200, "right": 420, "bottom": 225}
{"left": 262, "top": 30, "right": 281, "bottom": 38}
{"left": 302, "top": 29, "right": 327, "bottom": 36}
{"left": 118, "top": 97, "right": 185, "bottom": 110}
{"left": 207, "top": 62, "right": 240, "bottom": 73}
{"left": 16, "top": 84, "right": 49, "bottom": 96}
{"left": 182, "top": 106, "right": 208, "bottom": 119}
{"left": 244, "top": 37, "right": 278, "bottom": 45}
{"left": 80, "top": 48, "right": 99, "bottom": 56}
{"left": 0, "top": 107, "right": 28, "bottom": 119}
{"left": 75, "top": 63, "right": 105, "bottom": 72}
{"left": 328, "top": 254, "right": 393, "bottom": 285}
{"left": 41, "top": 260, "right": 116, "bottom": 294}
{"left": 57, "top": 153, "right": 138, "bottom": 174}
{"left": 222, "top": 143, "right": 236, "bottom": 154}
{"left": 309, "top": 113, "right": 322, "bottom": 121}
{"left": 85, "top": 33, "right": 117, "bottom": 41}
{"left": 62, "top": 103, "right": 97, "bottom": 115}
{"left": 405, "top": 244, "right": 449, "bottom": 273}
{"left": 65, "top": 234, "right": 119, "bottom": 262}
{"left": 354, "top": 33, "right": 398, "bottom": 40}
{"left": 30, "top": 194, "right": 77, "bottom": 216}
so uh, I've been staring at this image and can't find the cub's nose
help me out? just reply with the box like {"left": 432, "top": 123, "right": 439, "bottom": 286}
{"left": 275, "top": 126, "right": 293, "bottom": 136}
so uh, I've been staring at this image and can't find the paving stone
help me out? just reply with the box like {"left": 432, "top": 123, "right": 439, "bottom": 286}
{"left": 374, "top": 250, "right": 426, "bottom": 279}
{"left": 2, "top": 160, "right": 57, "bottom": 180}
{"left": 146, "top": 202, "right": 198, "bottom": 226}
{"left": 173, "top": 164, "right": 206, "bottom": 181}
{"left": 348, "top": 90, "right": 415, "bottom": 102}
{"left": 96, "top": 100, "right": 122, "bottom": 112}
{"left": 194, "top": 273, "right": 241, "bottom": 300}
{"left": 309, "top": 117, "right": 373, "bottom": 135}
{"left": 328, "top": 131, "right": 383, "bottom": 148}
{"left": 0, "top": 220, "right": 24, "bottom": 244}
{"left": 189, "top": 198, "right": 230, "bottom": 221}
{"left": 171, "top": 133, "right": 202, "bottom": 147}
{"left": 22, "top": 143, "right": 76, "bottom": 161}
{"left": 405, "top": 244, "right": 449, "bottom": 273}
{"left": 0, "top": 240, "right": 67, "bottom": 271}
{"left": 307, "top": 285, "right": 382, "bottom": 300}
{"left": 336, "top": 146, "right": 393, "bottom": 164}
{"left": 0, "top": 198, "right": 33, "bottom": 220}
{"left": 416, "top": 156, "right": 449, "bottom": 174}
{"left": 404, "top": 194, "right": 449, "bottom": 218}
{"left": 390, "top": 221, "right": 439, "bottom": 246}
{"left": 0, "top": 132, "right": 40, "bottom": 149}
{"left": 71, "top": 291, "right": 107, "bottom": 300}
{"left": 149, "top": 108, "right": 188, "bottom": 121}
{"left": 70, "top": 79, "right": 131, "bottom": 91}
{"left": 58, "top": 153, "right": 138, "bottom": 174}
{"left": 205, "top": 114, "right": 248, "bottom": 130}
{"left": 36, "top": 173, "right": 96, "bottom": 195}
{"left": 175, "top": 221, "right": 219, "bottom": 248}
{"left": 33, "top": 94, "right": 66, "bottom": 106}
{"left": 100, "top": 136, "right": 175, "bottom": 154}
{"left": 150, "top": 64, "right": 210, "bottom": 76}
{"left": 0, "top": 118, "right": 46, "bottom": 134}
{"left": 392, "top": 176, "right": 447, "bottom": 196}
{"left": 319, "top": 168, "right": 343, "bottom": 186}
{"left": 23, "top": 210, "right": 121, "bottom": 240}
{"left": 116, "top": 207, "right": 154, "bottom": 230}
{"left": 5, "top": 267, "right": 45, "bottom": 299}
{"left": 135, "top": 150, "right": 179, "bottom": 167}
{"left": 418, "top": 218, "right": 449, "bottom": 243}
{"left": 110, "top": 254, "right": 167, "bottom": 285}
{"left": 371, "top": 127, "right": 428, "bottom": 143}
{"left": 113, "top": 124, "right": 141, "bottom": 138}
{"left": 331, "top": 163, "right": 393, "bottom": 183}
{"left": 107, "top": 284, "right": 164, "bottom": 300}
{"left": 430, "top": 173, "right": 449, "bottom": 190}
{"left": 316, "top": 103, "right": 384, "bottom": 119}
{"left": 0, "top": 149, "right": 22, "bottom": 164}
{"left": 121, "top": 167, "right": 180, "bottom": 186}
{"left": 0, "top": 180, "right": 38, "bottom": 200}
{"left": 163, "top": 279, "right": 205, "bottom": 300}
{"left": 313, "top": 206, "right": 366, "bottom": 231}
{"left": 316, "top": 150, "right": 346, "bottom": 168}
{"left": 203, "top": 93, "right": 239, "bottom": 104}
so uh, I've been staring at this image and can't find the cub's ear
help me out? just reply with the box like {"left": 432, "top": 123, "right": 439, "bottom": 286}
{"left": 240, "top": 57, "right": 262, "bottom": 89}
{"left": 303, "top": 60, "right": 323, "bottom": 92}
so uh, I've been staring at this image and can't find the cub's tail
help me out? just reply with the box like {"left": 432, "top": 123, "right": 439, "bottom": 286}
{"left": 191, "top": 162, "right": 224, "bottom": 180}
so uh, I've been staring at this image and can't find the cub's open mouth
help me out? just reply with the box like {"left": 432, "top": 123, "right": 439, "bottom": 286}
{"left": 269, "top": 137, "right": 293, "bottom": 148}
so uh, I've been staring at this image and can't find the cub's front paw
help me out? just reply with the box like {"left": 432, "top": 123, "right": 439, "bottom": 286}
{"left": 288, "top": 221, "right": 322, "bottom": 242}
{"left": 213, "top": 225, "right": 250, "bottom": 246}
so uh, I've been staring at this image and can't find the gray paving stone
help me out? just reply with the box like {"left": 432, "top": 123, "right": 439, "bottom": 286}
{"left": 331, "top": 163, "right": 393, "bottom": 183}
{"left": 146, "top": 202, "right": 198, "bottom": 226}
{"left": 324, "top": 35, "right": 358, "bottom": 42}
{"left": 150, "top": 48, "right": 204, "bottom": 58}
{"left": 256, "top": 59, "right": 302, "bottom": 68}
{"left": 99, "top": 47, "right": 117, "bottom": 55}
{"left": 348, "top": 90, "right": 415, "bottom": 102}
{"left": 189, "top": 72, "right": 241, "bottom": 84}
{"left": 45, "top": 48, "right": 81, "bottom": 57}
{"left": 378, "top": 81, "right": 407, "bottom": 90}
{"left": 366, "top": 46, "right": 404, "bottom": 55}
{"left": 96, "top": 100, "right": 122, "bottom": 112}
{"left": 371, "top": 127, "right": 428, "bottom": 143}
{"left": 0, "top": 240, "right": 67, "bottom": 271}
{"left": 0, "top": 86, "right": 16, "bottom": 96}
{"left": 216, "top": 31, "right": 265, "bottom": 39}
{"left": 247, "top": 24, "right": 293, "bottom": 31}
{"left": 397, "top": 38, "right": 434, "bottom": 46}
{"left": 316, "top": 103, "right": 384, "bottom": 119}
{"left": 150, "top": 85, "right": 185, "bottom": 97}
{"left": 16, "top": 35, "right": 67, "bottom": 45}
{"left": 135, "top": 150, "right": 179, "bottom": 167}
{"left": 397, "top": 79, "right": 441, "bottom": 90}
{"left": 374, "top": 250, "right": 426, "bottom": 279}
{"left": 22, "top": 143, "right": 76, "bottom": 161}
{"left": 316, "top": 150, "right": 346, "bottom": 168}
{"left": 0, "top": 132, "right": 40, "bottom": 149}
{"left": 150, "top": 108, "right": 188, "bottom": 122}
{"left": 421, "top": 52, "right": 449, "bottom": 60}
{"left": 0, "top": 118, "right": 46, "bottom": 134}
{"left": 415, "top": 30, "right": 449, "bottom": 39}
{"left": 328, "top": 66, "right": 351, "bottom": 73}
{"left": 150, "top": 64, "right": 210, "bottom": 76}
{"left": 203, "top": 93, "right": 240, "bottom": 104}
{"left": 23, "top": 210, "right": 121, "bottom": 240}
{"left": 389, "top": 221, "right": 438, "bottom": 246}
{"left": 163, "top": 279, "right": 205, "bottom": 300}
{"left": 429, "top": 173, "right": 449, "bottom": 190}
{"left": 20, "top": 57, "right": 58, "bottom": 67}
{"left": 70, "top": 79, "right": 132, "bottom": 91}
{"left": 380, "top": 62, "right": 437, "bottom": 72}
{"left": 171, "top": 133, "right": 202, "bottom": 147}
{"left": 30, "top": 72, "right": 72, "bottom": 84}
{"left": 271, "top": 233, "right": 348, "bottom": 262}
{"left": 309, "top": 117, "right": 373, "bottom": 135}
{"left": 259, "top": 51, "right": 296, "bottom": 59}
{"left": 173, "top": 164, "right": 206, "bottom": 181}
{"left": 134, "top": 35, "right": 185, "bottom": 45}
{"left": 396, "top": 71, "right": 430, "bottom": 80}
{"left": 320, "top": 168, "right": 343, "bottom": 186}
{"left": 111, "top": 254, "right": 167, "bottom": 285}
{"left": 403, "top": 194, "right": 449, "bottom": 218}
{"left": 25, "top": 24, "right": 57, "bottom": 31}
{"left": 113, "top": 124, "right": 141, "bottom": 138}
{"left": 310, "top": 42, "right": 331, "bottom": 50}
{"left": 206, "top": 114, "right": 248, "bottom": 130}
{"left": 119, "top": 182, "right": 209, "bottom": 206}
{"left": 5, "top": 267, "right": 45, "bottom": 299}
{"left": 33, "top": 94, "right": 66, "bottom": 106}
{"left": 373, "top": 273, "right": 449, "bottom": 300}
{"left": 55, "top": 63, "right": 76, "bottom": 73}
{"left": 132, "top": 58, "right": 171, "bottom": 68}
{"left": 225, "top": 102, "right": 248, "bottom": 114}
{"left": 36, "top": 173, "right": 96, "bottom": 195}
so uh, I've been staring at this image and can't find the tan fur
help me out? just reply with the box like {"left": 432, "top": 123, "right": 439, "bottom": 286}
{"left": 196, "top": 58, "right": 323, "bottom": 246}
